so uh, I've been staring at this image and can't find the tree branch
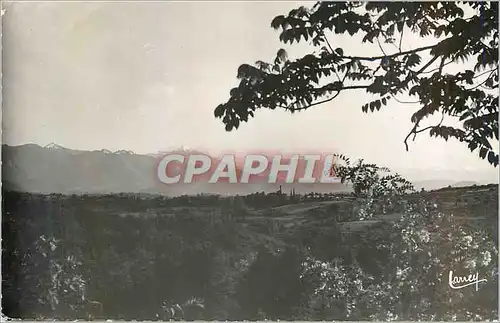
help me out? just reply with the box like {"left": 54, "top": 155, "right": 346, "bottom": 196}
{"left": 392, "top": 97, "right": 420, "bottom": 104}
{"left": 402, "top": 55, "right": 446, "bottom": 151}
{"left": 340, "top": 44, "right": 437, "bottom": 62}
{"left": 385, "top": 55, "right": 440, "bottom": 95}
{"left": 376, "top": 36, "right": 388, "bottom": 56}
{"left": 287, "top": 54, "right": 440, "bottom": 113}
{"left": 398, "top": 25, "right": 404, "bottom": 53}
{"left": 414, "top": 112, "right": 445, "bottom": 138}
{"left": 321, "top": 35, "right": 342, "bottom": 81}
{"left": 292, "top": 91, "right": 343, "bottom": 111}
{"left": 288, "top": 65, "right": 355, "bottom": 111}
{"left": 420, "top": 60, "right": 453, "bottom": 74}
{"left": 467, "top": 70, "right": 497, "bottom": 90}
{"left": 404, "top": 112, "right": 445, "bottom": 151}
{"left": 438, "top": 56, "right": 445, "bottom": 75}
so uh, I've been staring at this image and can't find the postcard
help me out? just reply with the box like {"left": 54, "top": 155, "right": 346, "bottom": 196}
{"left": 2, "top": 1, "right": 498, "bottom": 321}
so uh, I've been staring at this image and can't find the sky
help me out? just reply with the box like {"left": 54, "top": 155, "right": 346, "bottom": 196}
{"left": 2, "top": 1, "right": 498, "bottom": 181}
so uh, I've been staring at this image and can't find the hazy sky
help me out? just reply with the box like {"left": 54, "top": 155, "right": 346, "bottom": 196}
{"left": 2, "top": 1, "right": 498, "bottom": 180}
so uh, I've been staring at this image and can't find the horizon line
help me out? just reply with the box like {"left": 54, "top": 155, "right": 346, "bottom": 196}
{"left": 2, "top": 142, "right": 499, "bottom": 178}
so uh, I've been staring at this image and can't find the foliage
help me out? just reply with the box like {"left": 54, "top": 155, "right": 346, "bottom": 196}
{"left": 34, "top": 235, "right": 87, "bottom": 318}
{"left": 159, "top": 297, "right": 205, "bottom": 320}
{"left": 333, "top": 155, "right": 414, "bottom": 219}
{"left": 300, "top": 205, "right": 498, "bottom": 320}
{"left": 298, "top": 160, "right": 498, "bottom": 320}
{"left": 214, "top": 2, "right": 499, "bottom": 166}
{"left": 2, "top": 179, "right": 498, "bottom": 320}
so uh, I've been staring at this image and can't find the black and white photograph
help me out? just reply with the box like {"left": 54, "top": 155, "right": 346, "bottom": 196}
{"left": 2, "top": 1, "right": 499, "bottom": 321}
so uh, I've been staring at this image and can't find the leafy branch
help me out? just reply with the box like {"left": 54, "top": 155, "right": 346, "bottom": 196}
{"left": 214, "top": 2, "right": 499, "bottom": 166}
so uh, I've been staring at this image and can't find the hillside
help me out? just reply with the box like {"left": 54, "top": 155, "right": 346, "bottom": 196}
{"left": 2, "top": 184, "right": 498, "bottom": 320}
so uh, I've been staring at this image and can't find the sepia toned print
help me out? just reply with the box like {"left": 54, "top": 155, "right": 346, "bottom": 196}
{"left": 2, "top": 1, "right": 498, "bottom": 321}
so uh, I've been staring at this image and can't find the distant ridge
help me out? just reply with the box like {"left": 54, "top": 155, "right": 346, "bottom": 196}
{"left": 148, "top": 146, "right": 209, "bottom": 157}
{"left": 2, "top": 144, "right": 496, "bottom": 195}
{"left": 1, "top": 144, "right": 349, "bottom": 196}
{"left": 40, "top": 142, "right": 140, "bottom": 156}
{"left": 412, "top": 180, "right": 482, "bottom": 191}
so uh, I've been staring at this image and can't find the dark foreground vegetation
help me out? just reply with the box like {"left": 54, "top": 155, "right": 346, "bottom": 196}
{"left": 2, "top": 168, "right": 498, "bottom": 320}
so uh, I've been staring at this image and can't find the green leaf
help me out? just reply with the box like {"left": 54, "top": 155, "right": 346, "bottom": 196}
{"left": 479, "top": 147, "right": 488, "bottom": 159}
{"left": 362, "top": 30, "right": 378, "bottom": 43}
{"left": 488, "top": 151, "right": 497, "bottom": 165}
{"left": 271, "top": 15, "right": 285, "bottom": 29}
{"left": 459, "top": 111, "right": 470, "bottom": 121}
{"left": 387, "top": 24, "right": 395, "bottom": 36}
{"left": 276, "top": 49, "right": 288, "bottom": 63}
{"left": 468, "top": 142, "right": 478, "bottom": 152}
{"left": 406, "top": 53, "right": 421, "bottom": 67}
{"left": 214, "top": 105, "right": 225, "bottom": 118}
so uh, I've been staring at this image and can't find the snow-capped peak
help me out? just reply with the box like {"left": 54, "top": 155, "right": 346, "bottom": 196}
{"left": 115, "top": 150, "right": 135, "bottom": 155}
{"left": 45, "top": 142, "right": 66, "bottom": 150}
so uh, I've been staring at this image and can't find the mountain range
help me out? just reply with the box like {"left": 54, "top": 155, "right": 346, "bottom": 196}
{"left": 1, "top": 143, "right": 492, "bottom": 196}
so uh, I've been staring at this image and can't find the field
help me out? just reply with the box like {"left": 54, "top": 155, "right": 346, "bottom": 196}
{"left": 2, "top": 184, "right": 498, "bottom": 320}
